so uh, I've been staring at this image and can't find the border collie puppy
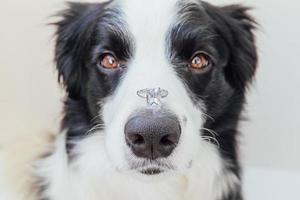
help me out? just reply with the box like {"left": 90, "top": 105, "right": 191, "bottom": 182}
{"left": 37, "top": 0, "right": 257, "bottom": 199}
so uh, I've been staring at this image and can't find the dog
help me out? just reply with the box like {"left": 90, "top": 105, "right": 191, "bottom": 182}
{"left": 35, "top": 0, "right": 258, "bottom": 199}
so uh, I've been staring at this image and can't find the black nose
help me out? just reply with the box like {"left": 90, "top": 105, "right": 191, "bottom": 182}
{"left": 125, "top": 112, "right": 181, "bottom": 160}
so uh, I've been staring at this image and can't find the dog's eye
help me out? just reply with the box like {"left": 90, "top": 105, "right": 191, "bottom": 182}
{"left": 99, "top": 53, "right": 120, "bottom": 69}
{"left": 190, "top": 53, "right": 210, "bottom": 70}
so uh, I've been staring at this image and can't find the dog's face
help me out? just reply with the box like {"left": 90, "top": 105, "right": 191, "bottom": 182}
{"left": 55, "top": 0, "right": 257, "bottom": 176}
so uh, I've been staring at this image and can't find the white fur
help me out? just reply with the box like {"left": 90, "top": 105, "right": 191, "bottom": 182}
{"left": 37, "top": 0, "right": 239, "bottom": 199}
{"left": 37, "top": 132, "right": 239, "bottom": 200}
{"left": 103, "top": 0, "right": 204, "bottom": 173}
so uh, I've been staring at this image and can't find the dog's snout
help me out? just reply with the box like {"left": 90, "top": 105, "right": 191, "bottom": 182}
{"left": 125, "top": 112, "right": 181, "bottom": 160}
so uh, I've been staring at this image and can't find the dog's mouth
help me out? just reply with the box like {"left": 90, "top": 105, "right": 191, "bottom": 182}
{"left": 129, "top": 160, "right": 174, "bottom": 176}
{"left": 140, "top": 167, "right": 162, "bottom": 175}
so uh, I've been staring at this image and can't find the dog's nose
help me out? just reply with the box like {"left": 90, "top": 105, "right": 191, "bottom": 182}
{"left": 125, "top": 112, "right": 181, "bottom": 159}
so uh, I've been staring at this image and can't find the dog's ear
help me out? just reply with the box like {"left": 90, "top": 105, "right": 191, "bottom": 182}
{"left": 205, "top": 4, "right": 258, "bottom": 90}
{"left": 221, "top": 5, "right": 258, "bottom": 90}
{"left": 54, "top": 3, "right": 106, "bottom": 99}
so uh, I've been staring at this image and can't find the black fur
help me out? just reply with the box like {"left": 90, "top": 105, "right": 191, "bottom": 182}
{"left": 169, "top": 4, "right": 257, "bottom": 199}
{"left": 170, "top": 0, "right": 257, "bottom": 169}
{"left": 54, "top": 2, "right": 133, "bottom": 152}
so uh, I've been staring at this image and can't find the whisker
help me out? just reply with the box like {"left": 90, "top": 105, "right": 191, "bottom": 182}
{"left": 85, "top": 123, "right": 105, "bottom": 135}
{"left": 201, "top": 127, "right": 219, "bottom": 136}
{"left": 90, "top": 115, "right": 101, "bottom": 124}
{"left": 201, "top": 136, "right": 220, "bottom": 148}
{"left": 200, "top": 127, "right": 220, "bottom": 148}
{"left": 202, "top": 113, "right": 215, "bottom": 122}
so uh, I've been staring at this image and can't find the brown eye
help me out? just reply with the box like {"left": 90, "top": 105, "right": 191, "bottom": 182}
{"left": 99, "top": 54, "right": 120, "bottom": 69}
{"left": 190, "top": 53, "right": 210, "bottom": 70}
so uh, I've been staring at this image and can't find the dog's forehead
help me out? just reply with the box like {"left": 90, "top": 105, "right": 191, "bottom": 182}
{"left": 120, "top": 0, "right": 177, "bottom": 28}
{"left": 116, "top": 0, "right": 198, "bottom": 47}
{"left": 117, "top": 0, "right": 178, "bottom": 57}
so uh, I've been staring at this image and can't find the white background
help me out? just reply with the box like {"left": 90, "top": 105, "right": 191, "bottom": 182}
{"left": 0, "top": 0, "right": 299, "bottom": 195}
